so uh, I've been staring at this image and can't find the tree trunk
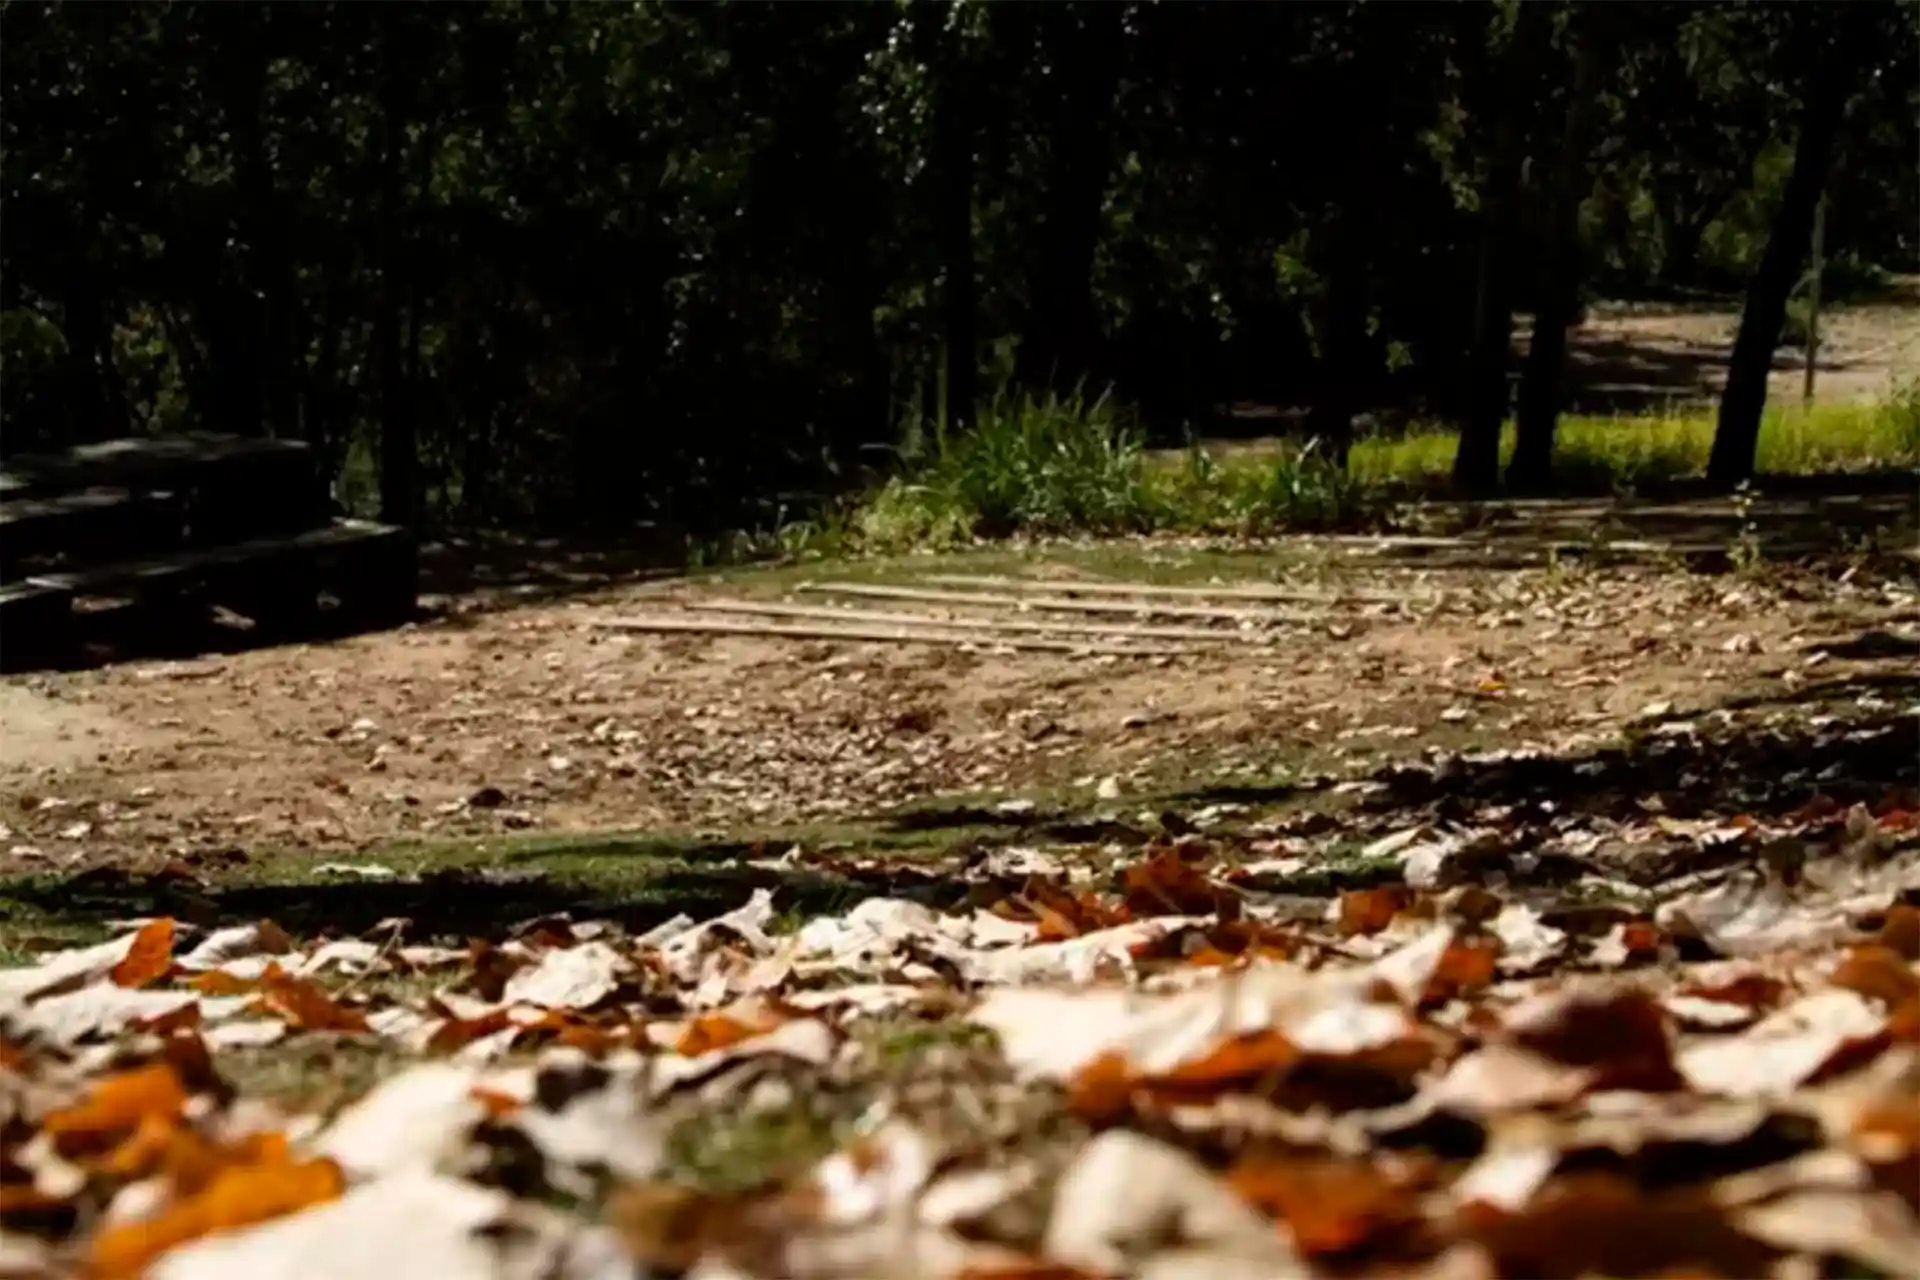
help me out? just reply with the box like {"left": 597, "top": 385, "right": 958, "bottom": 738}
{"left": 1508, "top": 34, "right": 1600, "bottom": 493}
{"left": 1707, "top": 56, "right": 1850, "bottom": 487}
{"left": 374, "top": 31, "right": 420, "bottom": 529}
{"left": 929, "top": 14, "right": 977, "bottom": 433}
{"left": 1305, "top": 267, "right": 1367, "bottom": 472}
{"left": 1454, "top": 2, "right": 1544, "bottom": 495}
{"left": 1454, "top": 224, "right": 1515, "bottom": 495}
{"left": 1016, "top": 6, "right": 1122, "bottom": 393}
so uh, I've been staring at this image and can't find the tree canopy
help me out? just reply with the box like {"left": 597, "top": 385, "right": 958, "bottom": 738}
{"left": 3, "top": 0, "right": 1915, "bottom": 532}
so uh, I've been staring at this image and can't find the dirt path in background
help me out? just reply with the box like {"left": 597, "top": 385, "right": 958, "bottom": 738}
{"left": 2, "top": 544, "right": 1916, "bottom": 868}
{"left": 1562, "top": 279, "right": 1920, "bottom": 413}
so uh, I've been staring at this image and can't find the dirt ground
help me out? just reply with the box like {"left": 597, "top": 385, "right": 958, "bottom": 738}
{"left": 1563, "top": 279, "right": 1919, "bottom": 413}
{"left": 2, "top": 542, "right": 1915, "bottom": 870}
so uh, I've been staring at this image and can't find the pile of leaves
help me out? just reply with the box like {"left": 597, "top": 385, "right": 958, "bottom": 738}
{"left": 2, "top": 789, "right": 1918, "bottom": 1277}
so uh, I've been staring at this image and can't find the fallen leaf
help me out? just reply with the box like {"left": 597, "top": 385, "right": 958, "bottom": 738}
{"left": 44, "top": 1063, "right": 190, "bottom": 1158}
{"left": 110, "top": 919, "right": 178, "bottom": 989}
{"left": 253, "top": 966, "right": 368, "bottom": 1033}
{"left": 1225, "top": 1153, "right": 1422, "bottom": 1256}
{"left": 87, "top": 1137, "right": 344, "bottom": 1278}
{"left": 1339, "top": 886, "right": 1415, "bottom": 937}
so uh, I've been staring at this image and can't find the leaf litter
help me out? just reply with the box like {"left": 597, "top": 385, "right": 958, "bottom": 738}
{"left": 0, "top": 771, "right": 1914, "bottom": 1278}
{"left": 2, "top": 561, "right": 1918, "bottom": 1277}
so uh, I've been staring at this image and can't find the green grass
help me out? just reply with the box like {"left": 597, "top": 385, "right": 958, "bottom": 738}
{"left": 813, "top": 381, "right": 1920, "bottom": 553}
{"left": 1351, "top": 395, "right": 1920, "bottom": 490}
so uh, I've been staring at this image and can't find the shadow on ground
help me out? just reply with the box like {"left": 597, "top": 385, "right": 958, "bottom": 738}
{"left": 4, "top": 642, "right": 1915, "bottom": 944}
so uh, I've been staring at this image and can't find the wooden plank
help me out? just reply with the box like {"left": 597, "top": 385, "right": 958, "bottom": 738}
{"left": 920, "top": 572, "right": 1426, "bottom": 606}
{"left": 0, "top": 580, "right": 78, "bottom": 672}
{"left": 686, "top": 598, "right": 1279, "bottom": 644}
{"left": 595, "top": 615, "right": 1196, "bottom": 656}
{"left": 796, "top": 581, "right": 1321, "bottom": 624}
{"left": 28, "top": 519, "right": 406, "bottom": 596}
{"left": 0, "top": 488, "right": 187, "bottom": 581}
{"left": 1, "top": 433, "right": 312, "bottom": 495}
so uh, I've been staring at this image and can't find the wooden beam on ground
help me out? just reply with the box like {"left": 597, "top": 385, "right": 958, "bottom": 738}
{"left": 596, "top": 614, "right": 1198, "bottom": 655}
{"left": 686, "top": 598, "right": 1277, "bottom": 644}
{"left": 796, "top": 581, "right": 1321, "bottom": 625}
{"left": 593, "top": 615, "right": 1198, "bottom": 656}
{"left": 919, "top": 572, "right": 1427, "bottom": 606}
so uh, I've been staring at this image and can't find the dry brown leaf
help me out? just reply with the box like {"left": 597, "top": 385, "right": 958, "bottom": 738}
{"left": 1829, "top": 945, "right": 1920, "bottom": 1008}
{"left": 1225, "top": 1153, "right": 1423, "bottom": 1257}
{"left": 1121, "top": 849, "right": 1239, "bottom": 921}
{"left": 674, "top": 1008, "right": 791, "bottom": 1056}
{"left": 43, "top": 1062, "right": 190, "bottom": 1158}
{"left": 187, "top": 970, "right": 258, "bottom": 996}
{"left": 110, "top": 918, "right": 178, "bottom": 989}
{"left": 605, "top": 1181, "right": 757, "bottom": 1274}
{"left": 1678, "top": 972, "right": 1788, "bottom": 1011}
{"left": 1460, "top": 1173, "right": 1776, "bottom": 1279}
{"left": 1510, "top": 988, "right": 1683, "bottom": 1093}
{"left": 86, "top": 1138, "right": 346, "bottom": 1278}
{"left": 252, "top": 964, "right": 369, "bottom": 1033}
{"left": 1340, "top": 886, "right": 1415, "bottom": 937}
{"left": 1878, "top": 903, "right": 1920, "bottom": 959}
{"left": 1422, "top": 937, "right": 1500, "bottom": 1005}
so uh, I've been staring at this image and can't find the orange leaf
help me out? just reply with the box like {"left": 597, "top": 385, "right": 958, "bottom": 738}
{"left": 253, "top": 965, "right": 368, "bottom": 1033}
{"left": 1121, "top": 849, "right": 1239, "bottom": 920}
{"left": 43, "top": 1064, "right": 189, "bottom": 1158}
{"left": 425, "top": 1007, "right": 517, "bottom": 1054}
{"left": 86, "top": 1145, "right": 344, "bottom": 1278}
{"left": 1160, "top": 1030, "right": 1298, "bottom": 1087}
{"left": 1338, "top": 886, "right": 1413, "bottom": 937}
{"left": 1227, "top": 1154, "right": 1417, "bottom": 1256}
{"left": 1877, "top": 903, "right": 1920, "bottom": 960}
{"left": 91, "top": 1110, "right": 183, "bottom": 1182}
{"left": 675, "top": 1011, "right": 785, "bottom": 1056}
{"left": 189, "top": 970, "right": 259, "bottom": 996}
{"left": 1830, "top": 945, "right": 1920, "bottom": 1007}
{"left": 110, "top": 918, "right": 177, "bottom": 989}
{"left": 470, "top": 1086, "right": 523, "bottom": 1118}
{"left": 131, "top": 1001, "right": 203, "bottom": 1037}
{"left": 1514, "top": 991, "right": 1682, "bottom": 1093}
{"left": 1424, "top": 938, "right": 1500, "bottom": 1005}
{"left": 1679, "top": 972, "right": 1787, "bottom": 1010}
{"left": 1065, "top": 1051, "right": 1136, "bottom": 1124}
{"left": 1619, "top": 921, "right": 1665, "bottom": 955}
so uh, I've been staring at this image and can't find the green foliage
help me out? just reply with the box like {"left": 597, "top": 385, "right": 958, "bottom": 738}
{"left": 1357, "top": 400, "right": 1920, "bottom": 491}
{"left": 3, "top": 0, "right": 1915, "bottom": 535}
{"left": 847, "top": 384, "right": 1367, "bottom": 548}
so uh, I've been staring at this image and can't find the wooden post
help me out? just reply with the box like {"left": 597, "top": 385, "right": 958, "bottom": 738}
{"left": 1802, "top": 192, "right": 1825, "bottom": 406}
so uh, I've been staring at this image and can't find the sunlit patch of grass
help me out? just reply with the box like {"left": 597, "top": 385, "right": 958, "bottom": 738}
{"left": 1349, "top": 398, "right": 1920, "bottom": 491}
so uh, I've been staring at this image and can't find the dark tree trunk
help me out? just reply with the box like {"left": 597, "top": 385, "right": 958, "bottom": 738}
{"left": 374, "top": 33, "right": 420, "bottom": 529}
{"left": 929, "top": 14, "right": 977, "bottom": 432}
{"left": 1455, "top": 121, "right": 1525, "bottom": 495}
{"left": 1509, "top": 35, "right": 1600, "bottom": 493}
{"left": 1305, "top": 267, "right": 1368, "bottom": 472}
{"left": 1016, "top": 6, "right": 1122, "bottom": 393}
{"left": 59, "top": 278, "right": 123, "bottom": 445}
{"left": 1660, "top": 207, "right": 1711, "bottom": 286}
{"left": 1455, "top": 230, "right": 1516, "bottom": 496}
{"left": 1707, "top": 54, "right": 1851, "bottom": 487}
{"left": 1455, "top": 1, "right": 1544, "bottom": 495}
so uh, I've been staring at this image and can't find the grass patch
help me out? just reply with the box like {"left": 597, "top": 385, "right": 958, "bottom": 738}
{"left": 1351, "top": 395, "right": 1920, "bottom": 491}
{"left": 0, "top": 810, "right": 1022, "bottom": 954}
{"left": 802, "top": 381, "right": 1919, "bottom": 553}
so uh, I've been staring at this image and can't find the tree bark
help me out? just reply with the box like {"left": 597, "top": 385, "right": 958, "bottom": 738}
{"left": 374, "top": 24, "right": 420, "bottom": 529}
{"left": 1016, "top": 5, "right": 1122, "bottom": 393}
{"left": 927, "top": 5, "right": 976, "bottom": 432}
{"left": 1508, "top": 32, "right": 1600, "bottom": 493}
{"left": 1706, "top": 51, "right": 1851, "bottom": 487}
